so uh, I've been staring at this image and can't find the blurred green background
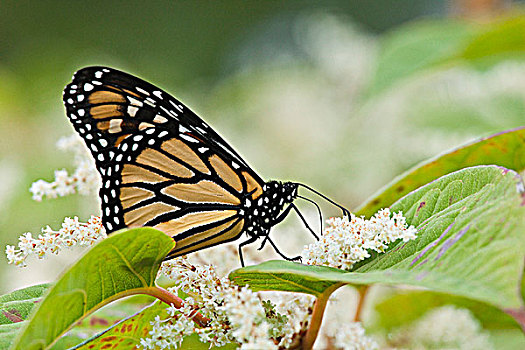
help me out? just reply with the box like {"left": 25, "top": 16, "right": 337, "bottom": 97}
{"left": 1, "top": 0, "right": 525, "bottom": 293}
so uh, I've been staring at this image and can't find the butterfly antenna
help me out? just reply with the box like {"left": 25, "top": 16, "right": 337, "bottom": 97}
{"left": 297, "top": 195, "right": 323, "bottom": 233}
{"left": 296, "top": 183, "right": 350, "bottom": 217}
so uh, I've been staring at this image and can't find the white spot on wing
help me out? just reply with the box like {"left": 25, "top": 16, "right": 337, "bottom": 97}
{"left": 153, "top": 115, "right": 168, "bottom": 123}
{"left": 136, "top": 86, "right": 149, "bottom": 95}
{"left": 153, "top": 90, "right": 163, "bottom": 98}
{"left": 128, "top": 97, "right": 143, "bottom": 107}
{"left": 180, "top": 134, "right": 198, "bottom": 143}
{"left": 170, "top": 100, "right": 184, "bottom": 113}
{"left": 161, "top": 106, "right": 177, "bottom": 118}
{"left": 127, "top": 105, "right": 139, "bottom": 117}
{"left": 145, "top": 97, "right": 156, "bottom": 107}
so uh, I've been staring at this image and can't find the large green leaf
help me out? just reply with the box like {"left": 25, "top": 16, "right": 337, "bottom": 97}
{"left": 73, "top": 301, "right": 167, "bottom": 350}
{"left": 356, "top": 127, "right": 525, "bottom": 217}
{"left": 73, "top": 301, "right": 237, "bottom": 350}
{"left": 367, "top": 20, "right": 476, "bottom": 96}
{"left": 372, "top": 291, "right": 521, "bottom": 332}
{"left": 371, "top": 290, "right": 525, "bottom": 349}
{"left": 10, "top": 227, "right": 175, "bottom": 350}
{"left": 230, "top": 166, "right": 525, "bottom": 312}
{"left": 51, "top": 295, "right": 157, "bottom": 349}
{"left": 459, "top": 16, "right": 525, "bottom": 67}
{"left": 367, "top": 15, "right": 525, "bottom": 97}
{"left": 0, "top": 284, "right": 49, "bottom": 349}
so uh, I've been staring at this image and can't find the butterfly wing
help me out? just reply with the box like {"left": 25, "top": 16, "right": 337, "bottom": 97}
{"left": 63, "top": 66, "right": 265, "bottom": 257}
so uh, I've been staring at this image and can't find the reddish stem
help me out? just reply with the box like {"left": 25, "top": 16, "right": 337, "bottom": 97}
{"left": 301, "top": 283, "right": 344, "bottom": 350}
{"left": 354, "top": 285, "right": 370, "bottom": 322}
{"left": 141, "top": 286, "right": 210, "bottom": 327}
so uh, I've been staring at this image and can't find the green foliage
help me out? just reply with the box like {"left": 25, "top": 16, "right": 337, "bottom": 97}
{"left": 72, "top": 302, "right": 167, "bottom": 350}
{"left": 371, "top": 290, "right": 525, "bottom": 348}
{"left": 459, "top": 16, "right": 525, "bottom": 67}
{"left": 368, "top": 16, "right": 525, "bottom": 97}
{"left": 3, "top": 10, "right": 525, "bottom": 349}
{"left": 372, "top": 290, "right": 521, "bottom": 331}
{"left": 356, "top": 127, "right": 525, "bottom": 217}
{"left": 9, "top": 228, "right": 174, "bottom": 350}
{"left": 231, "top": 166, "right": 525, "bottom": 310}
{"left": 368, "top": 20, "right": 477, "bottom": 96}
{"left": 0, "top": 284, "right": 49, "bottom": 349}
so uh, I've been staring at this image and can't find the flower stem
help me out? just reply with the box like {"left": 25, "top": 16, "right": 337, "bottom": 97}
{"left": 301, "top": 283, "right": 344, "bottom": 350}
{"left": 354, "top": 285, "right": 370, "bottom": 322}
{"left": 140, "top": 286, "right": 210, "bottom": 327}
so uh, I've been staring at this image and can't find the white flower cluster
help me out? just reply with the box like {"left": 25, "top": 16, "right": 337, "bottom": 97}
{"left": 269, "top": 293, "right": 314, "bottom": 348}
{"left": 389, "top": 305, "right": 493, "bottom": 349}
{"left": 332, "top": 322, "right": 379, "bottom": 350}
{"left": 302, "top": 208, "right": 417, "bottom": 270}
{"left": 5, "top": 216, "right": 106, "bottom": 267}
{"left": 30, "top": 135, "right": 100, "bottom": 201}
{"left": 140, "top": 259, "right": 310, "bottom": 349}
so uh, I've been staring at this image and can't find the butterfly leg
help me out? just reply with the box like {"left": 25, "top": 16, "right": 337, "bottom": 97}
{"left": 257, "top": 203, "right": 295, "bottom": 251}
{"left": 258, "top": 202, "right": 319, "bottom": 253}
{"left": 289, "top": 203, "right": 320, "bottom": 240}
{"left": 265, "top": 236, "right": 302, "bottom": 263}
{"left": 238, "top": 235, "right": 258, "bottom": 267}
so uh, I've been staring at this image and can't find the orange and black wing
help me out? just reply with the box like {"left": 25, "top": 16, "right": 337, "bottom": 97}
{"left": 62, "top": 66, "right": 266, "bottom": 257}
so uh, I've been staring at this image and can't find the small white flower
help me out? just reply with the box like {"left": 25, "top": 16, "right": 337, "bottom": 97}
{"left": 302, "top": 209, "right": 417, "bottom": 270}
{"left": 389, "top": 305, "right": 493, "bottom": 349}
{"left": 30, "top": 135, "right": 100, "bottom": 201}
{"left": 332, "top": 322, "right": 378, "bottom": 350}
{"left": 141, "top": 259, "right": 305, "bottom": 349}
{"left": 5, "top": 216, "right": 106, "bottom": 267}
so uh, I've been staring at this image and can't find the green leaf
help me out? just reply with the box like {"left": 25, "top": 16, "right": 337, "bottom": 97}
{"left": 74, "top": 300, "right": 237, "bottom": 350}
{"left": 10, "top": 227, "right": 175, "bottom": 350}
{"left": 368, "top": 15, "right": 525, "bottom": 97}
{"left": 367, "top": 20, "right": 476, "bottom": 96}
{"left": 371, "top": 290, "right": 525, "bottom": 349}
{"left": 51, "top": 295, "right": 157, "bottom": 349}
{"left": 372, "top": 291, "right": 521, "bottom": 332}
{"left": 72, "top": 301, "right": 167, "bottom": 349}
{"left": 458, "top": 16, "right": 525, "bottom": 68}
{"left": 0, "top": 284, "right": 49, "bottom": 349}
{"left": 0, "top": 284, "right": 49, "bottom": 325}
{"left": 230, "top": 166, "right": 525, "bottom": 312}
{"left": 356, "top": 127, "right": 525, "bottom": 217}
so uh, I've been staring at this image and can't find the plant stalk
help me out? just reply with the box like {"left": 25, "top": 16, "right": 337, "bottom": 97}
{"left": 354, "top": 285, "right": 370, "bottom": 322}
{"left": 141, "top": 286, "right": 210, "bottom": 327}
{"left": 301, "top": 283, "right": 344, "bottom": 350}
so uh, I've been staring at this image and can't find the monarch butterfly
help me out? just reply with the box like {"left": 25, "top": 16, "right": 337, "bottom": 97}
{"left": 63, "top": 67, "right": 348, "bottom": 266}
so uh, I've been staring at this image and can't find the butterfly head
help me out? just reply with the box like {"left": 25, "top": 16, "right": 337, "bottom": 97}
{"left": 243, "top": 181, "right": 298, "bottom": 237}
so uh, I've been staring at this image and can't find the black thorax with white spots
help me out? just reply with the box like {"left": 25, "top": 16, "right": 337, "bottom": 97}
{"left": 242, "top": 181, "right": 298, "bottom": 238}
